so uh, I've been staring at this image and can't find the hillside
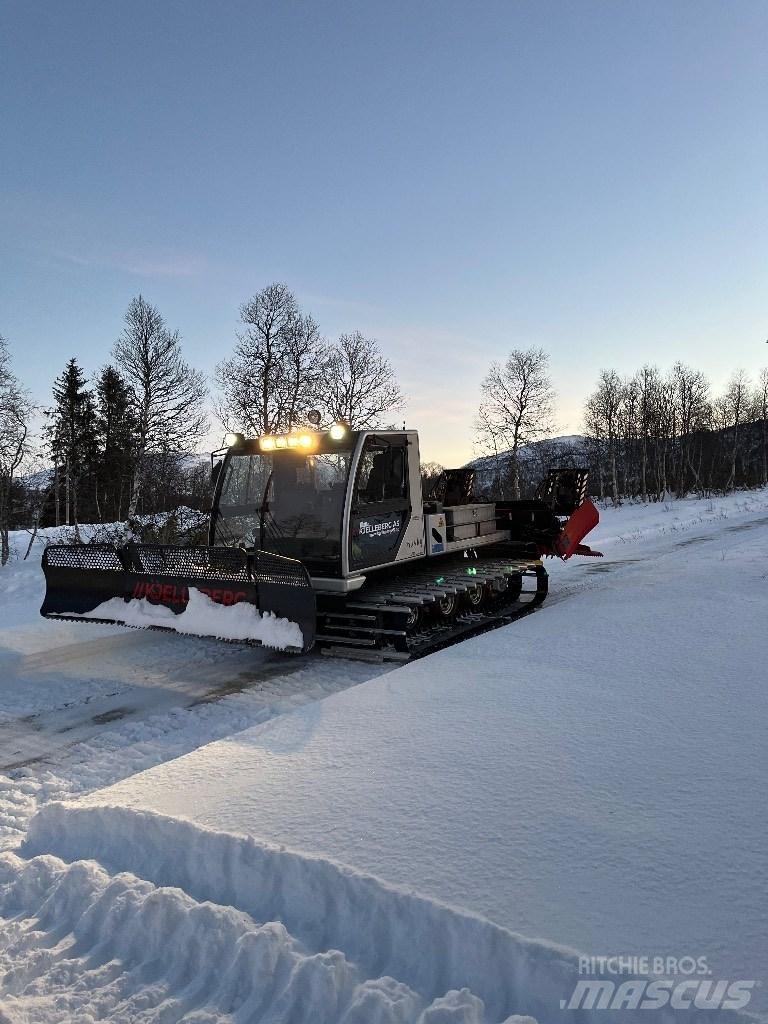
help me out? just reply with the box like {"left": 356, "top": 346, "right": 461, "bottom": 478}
{"left": 468, "top": 434, "right": 589, "bottom": 494}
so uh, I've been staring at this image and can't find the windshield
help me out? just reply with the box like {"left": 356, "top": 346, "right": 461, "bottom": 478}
{"left": 213, "top": 450, "right": 352, "bottom": 571}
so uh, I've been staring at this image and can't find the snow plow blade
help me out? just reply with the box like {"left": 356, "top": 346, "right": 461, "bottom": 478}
{"left": 554, "top": 499, "right": 602, "bottom": 559}
{"left": 40, "top": 543, "right": 316, "bottom": 653}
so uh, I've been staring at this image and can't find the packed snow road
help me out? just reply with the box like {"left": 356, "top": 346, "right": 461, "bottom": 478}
{"left": 0, "top": 492, "right": 767, "bottom": 1023}
{"left": 0, "top": 625, "right": 339, "bottom": 771}
{"left": 0, "top": 545, "right": 384, "bottom": 849}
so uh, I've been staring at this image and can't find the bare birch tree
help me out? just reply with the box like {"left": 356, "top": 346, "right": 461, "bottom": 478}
{"left": 720, "top": 369, "right": 751, "bottom": 492}
{"left": 420, "top": 461, "right": 445, "bottom": 498}
{"left": 322, "top": 331, "right": 403, "bottom": 428}
{"left": 114, "top": 296, "right": 208, "bottom": 518}
{"left": 476, "top": 348, "right": 554, "bottom": 499}
{"left": 671, "top": 362, "right": 710, "bottom": 496}
{"left": 216, "top": 283, "right": 328, "bottom": 435}
{"left": 755, "top": 368, "right": 768, "bottom": 487}
{"left": 0, "top": 336, "right": 32, "bottom": 564}
{"left": 585, "top": 370, "right": 624, "bottom": 504}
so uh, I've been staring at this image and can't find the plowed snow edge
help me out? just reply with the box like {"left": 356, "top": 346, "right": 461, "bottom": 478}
{"left": 21, "top": 802, "right": 749, "bottom": 1024}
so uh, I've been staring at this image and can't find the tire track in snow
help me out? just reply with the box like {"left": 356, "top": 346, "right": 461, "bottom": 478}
{"left": 0, "top": 654, "right": 385, "bottom": 850}
{"left": 12, "top": 628, "right": 154, "bottom": 672}
{"left": 0, "top": 654, "right": 310, "bottom": 771}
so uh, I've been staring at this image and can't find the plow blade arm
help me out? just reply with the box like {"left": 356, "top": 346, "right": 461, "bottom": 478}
{"left": 40, "top": 543, "right": 316, "bottom": 653}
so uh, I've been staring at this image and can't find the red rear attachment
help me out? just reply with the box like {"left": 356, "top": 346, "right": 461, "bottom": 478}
{"left": 554, "top": 499, "right": 603, "bottom": 559}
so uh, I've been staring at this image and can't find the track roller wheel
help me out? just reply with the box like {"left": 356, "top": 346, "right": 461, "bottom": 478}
{"left": 404, "top": 604, "right": 421, "bottom": 630}
{"left": 464, "top": 582, "right": 486, "bottom": 609}
{"left": 436, "top": 592, "right": 457, "bottom": 619}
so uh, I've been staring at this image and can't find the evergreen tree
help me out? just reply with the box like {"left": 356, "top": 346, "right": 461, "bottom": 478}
{"left": 46, "top": 358, "right": 99, "bottom": 529}
{"left": 95, "top": 365, "right": 135, "bottom": 521}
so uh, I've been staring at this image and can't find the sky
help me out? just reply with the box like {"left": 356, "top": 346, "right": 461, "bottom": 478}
{"left": 1, "top": 0, "right": 766, "bottom": 466}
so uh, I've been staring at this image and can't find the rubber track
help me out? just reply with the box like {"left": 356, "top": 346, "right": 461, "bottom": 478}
{"left": 317, "top": 559, "right": 548, "bottom": 662}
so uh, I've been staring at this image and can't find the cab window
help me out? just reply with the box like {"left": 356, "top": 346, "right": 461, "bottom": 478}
{"left": 353, "top": 441, "right": 408, "bottom": 505}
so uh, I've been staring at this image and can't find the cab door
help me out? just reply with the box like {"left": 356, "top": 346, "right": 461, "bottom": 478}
{"left": 348, "top": 436, "right": 411, "bottom": 570}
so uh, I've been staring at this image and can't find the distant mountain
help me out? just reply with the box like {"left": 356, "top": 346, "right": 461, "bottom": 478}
{"left": 467, "top": 434, "right": 588, "bottom": 470}
{"left": 467, "top": 435, "right": 589, "bottom": 496}
{"left": 22, "top": 468, "right": 53, "bottom": 491}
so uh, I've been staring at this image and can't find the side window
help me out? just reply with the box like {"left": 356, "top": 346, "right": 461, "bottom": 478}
{"left": 353, "top": 443, "right": 408, "bottom": 505}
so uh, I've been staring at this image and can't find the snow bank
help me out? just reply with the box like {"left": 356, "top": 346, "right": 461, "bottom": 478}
{"left": 4, "top": 506, "right": 209, "bottom": 562}
{"left": 71, "top": 588, "right": 304, "bottom": 650}
{"left": 2, "top": 851, "right": 536, "bottom": 1024}
{"left": 23, "top": 804, "right": 738, "bottom": 1024}
{"left": 587, "top": 490, "right": 768, "bottom": 552}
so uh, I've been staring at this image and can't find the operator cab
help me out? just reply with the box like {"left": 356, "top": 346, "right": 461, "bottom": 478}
{"left": 210, "top": 427, "right": 423, "bottom": 581}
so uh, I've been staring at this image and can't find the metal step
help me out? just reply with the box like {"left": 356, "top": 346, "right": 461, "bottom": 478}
{"left": 314, "top": 633, "right": 377, "bottom": 647}
{"left": 318, "top": 623, "right": 407, "bottom": 637}
{"left": 321, "top": 612, "right": 378, "bottom": 623}
{"left": 320, "top": 646, "right": 410, "bottom": 663}
{"left": 345, "top": 601, "right": 413, "bottom": 615}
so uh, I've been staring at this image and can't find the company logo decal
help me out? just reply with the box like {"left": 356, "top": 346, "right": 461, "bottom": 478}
{"left": 358, "top": 518, "right": 401, "bottom": 538}
{"left": 132, "top": 580, "right": 248, "bottom": 607}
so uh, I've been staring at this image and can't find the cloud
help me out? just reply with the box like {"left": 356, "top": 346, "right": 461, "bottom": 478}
{"left": 55, "top": 247, "right": 207, "bottom": 279}
{"left": 1, "top": 189, "right": 207, "bottom": 280}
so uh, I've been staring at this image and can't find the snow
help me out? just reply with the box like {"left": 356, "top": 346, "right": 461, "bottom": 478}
{"left": 1, "top": 837, "right": 569, "bottom": 1024}
{"left": 0, "top": 542, "right": 381, "bottom": 844}
{"left": 1, "top": 492, "right": 767, "bottom": 1021}
{"left": 7, "top": 505, "right": 208, "bottom": 554}
{"left": 68, "top": 588, "right": 305, "bottom": 650}
{"left": 1, "top": 851, "right": 542, "bottom": 1024}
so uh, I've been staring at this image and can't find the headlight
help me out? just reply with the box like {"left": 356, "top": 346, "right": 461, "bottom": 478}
{"left": 329, "top": 422, "right": 347, "bottom": 440}
{"left": 224, "top": 431, "right": 244, "bottom": 447}
{"left": 259, "top": 436, "right": 276, "bottom": 451}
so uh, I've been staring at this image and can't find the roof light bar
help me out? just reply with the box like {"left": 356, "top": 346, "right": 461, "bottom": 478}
{"left": 258, "top": 432, "right": 318, "bottom": 452}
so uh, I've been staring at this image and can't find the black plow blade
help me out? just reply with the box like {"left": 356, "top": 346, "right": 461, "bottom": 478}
{"left": 40, "top": 543, "right": 316, "bottom": 653}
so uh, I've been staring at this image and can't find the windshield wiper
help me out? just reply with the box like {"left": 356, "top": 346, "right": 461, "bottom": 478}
{"left": 258, "top": 470, "right": 275, "bottom": 550}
